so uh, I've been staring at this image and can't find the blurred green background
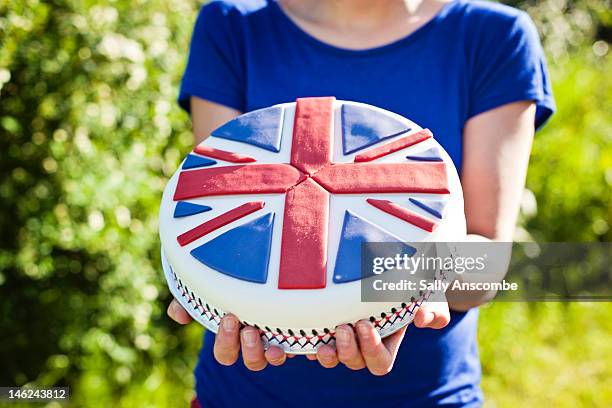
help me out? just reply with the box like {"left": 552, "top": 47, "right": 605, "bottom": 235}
{"left": 0, "top": 0, "right": 610, "bottom": 407}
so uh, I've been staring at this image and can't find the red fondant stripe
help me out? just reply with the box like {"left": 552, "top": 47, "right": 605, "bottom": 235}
{"left": 177, "top": 201, "right": 264, "bottom": 246}
{"left": 194, "top": 145, "right": 256, "bottom": 163}
{"left": 290, "top": 97, "right": 334, "bottom": 175}
{"left": 312, "top": 162, "right": 449, "bottom": 194}
{"left": 367, "top": 198, "right": 438, "bottom": 232}
{"left": 278, "top": 178, "right": 329, "bottom": 289}
{"left": 173, "top": 164, "right": 305, "bottom": 201}
{"left": 353, "top": 129, "right": 433, "bottom": 162}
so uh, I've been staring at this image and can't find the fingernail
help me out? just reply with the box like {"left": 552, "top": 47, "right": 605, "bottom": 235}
{"left": 223, "top": 316, "right": 237, "bottom": 331}
{"left": 424, "top": 311, "right": 434, "bottom": 323}
{"left": 268, "top": 349, "right": 284, "bottom": 364}
{"left": 242, "top": 329, "right": 259, "bottom": 347}
{"left": 335, "top": 328, "right": 349, "bottom": 346}
{"left": 169, "top": 302, "right": 179, "bottom": 318}
{"left": 358, "top": 323, "right": 371, "bottom": 339}
{"left": 319, "top": 353, "right": 333, "bottom": 363}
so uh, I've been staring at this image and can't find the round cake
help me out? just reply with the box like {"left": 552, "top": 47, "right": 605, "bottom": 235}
{"left": 159, "top": 97, "right": 465, "bottom": 353}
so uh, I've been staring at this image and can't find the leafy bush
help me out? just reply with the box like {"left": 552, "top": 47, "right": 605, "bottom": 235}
{"left": 479, "top": 48, "right": 611, "bottom": 407}
{"left": 0, "top": 1, "right": 609, "bottom": 406}
{"left": 1, "top": 1, "right": 203, "bottom": 405}
{"left": 523, "top": 49, "right": 611, "bottom": 242}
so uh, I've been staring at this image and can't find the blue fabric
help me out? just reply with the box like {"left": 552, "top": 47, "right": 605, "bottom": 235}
{"left": 179, "top": 0, "right": 555, "bottom": 406}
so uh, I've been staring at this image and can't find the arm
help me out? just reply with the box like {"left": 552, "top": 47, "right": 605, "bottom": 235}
{"left": 190, "top": 96, "right": 242, "bottom": 145}
{"left": 446, "top": 100, "right": 536, "bottom": 311}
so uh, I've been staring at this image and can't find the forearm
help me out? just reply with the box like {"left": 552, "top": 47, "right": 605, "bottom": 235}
{"left": 447, "top": 289, "right": 496, "bottom": 312}
{"left": 190, "top": 96, "right": 242, "bottom": 145}
{"left": 450, "top": 101, "right": 536, "bottom": 311}
{"left": 446, "top": 234, "right": 512, "bottom": 311}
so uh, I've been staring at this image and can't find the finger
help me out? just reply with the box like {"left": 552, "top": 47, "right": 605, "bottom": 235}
{"left": 166, "top": 299, "right": 192, "bottom": 324}
{"left": 380, "top": 325, "right": 408, "bottom": 363}
{"left": 287, "top": 353, "right": 296, "bottom": 358}
{"left": 264, "top": 346, "right": 286, "bottom": 366}
{"left": 316, "top": 345, "right": 339, "bottom": 368}
{"left": 306, "top": 353, "right": 318, "bottom": 361}
{"left": 414, "top": 301, "right": 450, "bottom": 329}
{"left": 335, "top": 325, "right": 365, "bottom": 370}
{"left": 240, "top": 327, "right": 267, "bottom": 371}
{"left": 382, "top": 325, "right": 407, "bottom": 353}
{"left": 355, "top": 320, "right": 393, "bottom": 376}
{"left": 213, "top": 314, "right": 240, "bottom": 365}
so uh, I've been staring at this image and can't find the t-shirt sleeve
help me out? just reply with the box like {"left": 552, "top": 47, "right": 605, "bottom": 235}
{"left": 467, "top": 11, "right": 555, "bottom": 129}
{"left": 178, "top": 2, "right": 246, "bottom": 113}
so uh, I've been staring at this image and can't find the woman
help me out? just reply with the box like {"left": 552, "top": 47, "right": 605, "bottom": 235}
{"left": 167, "top": 0, "right": 554, "bottom": 406}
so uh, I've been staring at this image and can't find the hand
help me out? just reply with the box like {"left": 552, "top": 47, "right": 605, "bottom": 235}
{"left": 307, "top": 301, "right": 450, "bottom": 375}
{"left": 167, "top": 298, "right": 292, "bottom": 370}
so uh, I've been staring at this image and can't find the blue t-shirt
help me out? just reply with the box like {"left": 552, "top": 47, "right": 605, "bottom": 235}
{"left": 178, "top": 1, "right": 554, "bottom": 406}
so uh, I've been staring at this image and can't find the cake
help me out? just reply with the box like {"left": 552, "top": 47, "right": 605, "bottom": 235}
{"left": 159, "top": 97, "right": 466, "bottom": 353}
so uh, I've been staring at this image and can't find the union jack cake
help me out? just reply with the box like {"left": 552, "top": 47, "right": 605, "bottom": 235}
{"left": 159, "top": 97, "right": 466, "bottom": 353}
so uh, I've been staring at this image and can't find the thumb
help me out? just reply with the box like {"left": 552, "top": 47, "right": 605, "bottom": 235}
{"left": 167, "top": 298, "right": 193, "bottom": 324}
{"left": 413, "top": 300, "right": 450, "bottom": 329}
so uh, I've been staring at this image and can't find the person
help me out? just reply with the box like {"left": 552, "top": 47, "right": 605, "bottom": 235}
{"left": 166, "top": 0, "right": 555, "bottom": 406}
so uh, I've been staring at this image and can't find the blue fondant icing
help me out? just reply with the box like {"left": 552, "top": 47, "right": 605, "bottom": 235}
{"left": 405, "top": 146, "right": 443, "bottom": 162}
{"left": 409, "top": 198, "right": 447, "bottom": 219}
{"left": 341, "top": 104, "right": 411, "bottom": 155}
{"left": 182, "top": 154, "right": 217, "bottom": 169}
{"left": 333, "top": 211, "right": 416, "bottom": 284}
{"left": 174, "top": 201, "right": 212, "bottom": 218}
{"left": 190, "top": 213, "right": 275, "bottom": 284}
{"left": 211, "top": 106, "right": 284, "bottom": 152}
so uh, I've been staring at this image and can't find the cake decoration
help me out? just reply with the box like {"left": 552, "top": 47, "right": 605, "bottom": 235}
{"left": 333, "top": 211, "right": 416, "bottom": 283}
{"left": 367, "top": 198, "right": 438, "bottom": 232}
{"left": 173, "top": 164, "right": 304, "bottom": 200}
{"left": 174, "top": 201, "right": 212, "bottom": 218}
{"left": 177, "top": 201, "right": 264, "bottom": 247}
{"left": 409, "top": 197, "right": 448, "bottom": 219}
{"left": 182, "top": 154, "right": 217, "bottom": 169}
{"left": 353, "top": 128, "right": 433, "bottom": 162}
{"left": 159, "top": 97, "right": 466, "bottom": 354}
{"left": 312, "top": 162, "right": 449, "bottom": 194}
{"left": 278, "top": 178, "right": 329, "bottom": 289}
{"left": 290, "top": 96, "right": 334, "bottom": 174}
{"left": 193, "top": 145, "right": 256, "bottom": 163}
{"left": 406, "top": 146, "right": 444, "bottom": 162}
{"left": 341, "top": 103, "right": 411, "bottom": 154}
{"left": 190, "top": 213, "right": 275, "bottom": 284}
{"left": 211, "top": 106, "right": 284, "bottom": 153}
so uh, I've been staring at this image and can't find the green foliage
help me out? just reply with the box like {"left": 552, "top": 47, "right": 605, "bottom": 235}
{"left": 503, "top": 0, "right": 612, "bottom": 61}
{"left": 523, "top": 50, "right": 611, "bottom": 241}
{"left": 0, "top": 1, "right": 610, "bottom": 407}
{"left": 0, "top": 0, "right": 204, "bottom": 405}
{"left": 479, "top": 302, "right": 612, "bottom": 407}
